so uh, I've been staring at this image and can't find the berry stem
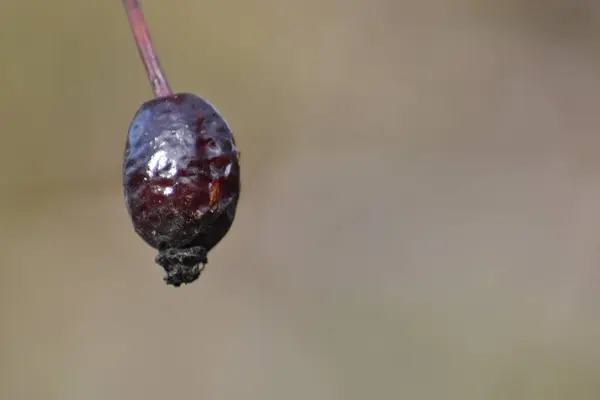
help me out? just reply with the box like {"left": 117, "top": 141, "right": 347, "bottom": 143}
{"left": 121, "top": 0, "right": 173, "bottom": 98}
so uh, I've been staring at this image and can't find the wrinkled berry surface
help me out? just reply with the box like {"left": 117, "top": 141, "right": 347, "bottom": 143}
{"left": 123, "top": 93, "right": 240, "bottom": 286}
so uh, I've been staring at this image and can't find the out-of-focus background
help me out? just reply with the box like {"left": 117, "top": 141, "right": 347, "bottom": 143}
{"left": 2, "top": 0, "right": 600, "bottom": 399}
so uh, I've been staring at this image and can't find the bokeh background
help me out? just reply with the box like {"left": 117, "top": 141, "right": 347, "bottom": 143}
{"left": 2, "top": 0, "right": 600, "bottom": 399}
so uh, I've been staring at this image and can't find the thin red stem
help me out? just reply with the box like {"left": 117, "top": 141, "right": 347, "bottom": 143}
{"left": 122, "top": 0, "right": 172, "bottom": 98}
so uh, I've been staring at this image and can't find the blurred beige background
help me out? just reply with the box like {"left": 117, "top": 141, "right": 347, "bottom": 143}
{"left": 2, "top": 0, "right": 600, "bottom": 399}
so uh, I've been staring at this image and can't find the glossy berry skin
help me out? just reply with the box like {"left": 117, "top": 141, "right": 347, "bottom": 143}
{"left": 123, "top": 93, "right": 240, "bottom": 286}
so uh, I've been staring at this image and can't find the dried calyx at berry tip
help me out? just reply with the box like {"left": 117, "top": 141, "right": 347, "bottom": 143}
{"left": 156, "top": 246, "right": 207, "bottom": 287}
{"left": 121, "top": 0, "right": 240, "bottom": 287}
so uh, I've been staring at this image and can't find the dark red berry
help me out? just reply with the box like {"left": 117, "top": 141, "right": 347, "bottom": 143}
{"left": 124, "top": 93, "right": 240, "bottom": 286}
{"left": 120, "top": 1, "right": 240, "bottom": 286}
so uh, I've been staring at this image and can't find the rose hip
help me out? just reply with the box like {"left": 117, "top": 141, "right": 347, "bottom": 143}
{"left": 121, "top": 0, "right": 241, "bottom": 287}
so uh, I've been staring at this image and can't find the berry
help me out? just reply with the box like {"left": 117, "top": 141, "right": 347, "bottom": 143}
{"left": 120, "top": 1, "right": 240, "bottom": 286}
{"left": 124, "top": 94, "right": 240, "bottom": 286}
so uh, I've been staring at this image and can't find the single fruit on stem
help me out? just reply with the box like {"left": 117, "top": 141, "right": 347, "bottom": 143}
{"left": 121, "top": 0, "right": 241, "bottom": 287}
